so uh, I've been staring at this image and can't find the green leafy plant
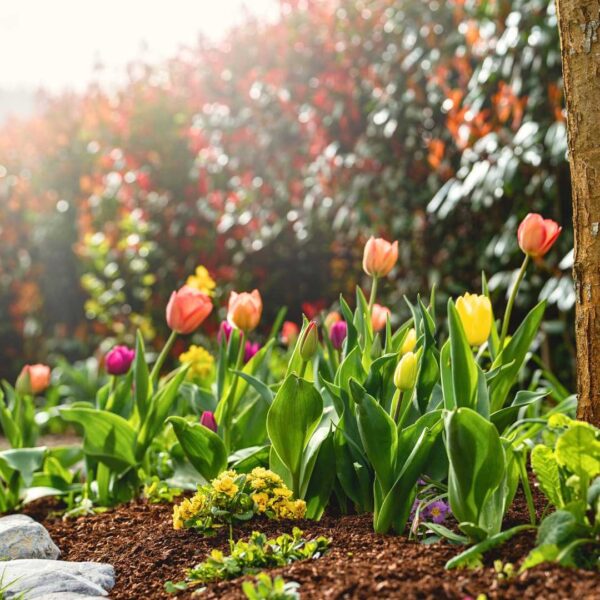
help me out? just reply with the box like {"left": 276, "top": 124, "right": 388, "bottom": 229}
{"left": 521, "top": 415, "right": 600, "bottom": 570}
{"left": 242, "top": 574, "right": 300, "bottom": 600}
{"left": 143, "top": 477, "right": 183, "bottom": 504}
{"left": 0, "top": 384, "right": 38, "bottom": 449}
{"left": 164, "top": 527, "right": 330, "bottom": 592}
{"left": 172, "top": 469, "right": 305, "bottom": 537}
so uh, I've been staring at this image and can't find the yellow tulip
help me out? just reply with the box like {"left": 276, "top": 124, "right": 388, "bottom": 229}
{"left": 455, "top": 293, "right": 492, "bottom": 346}
{"left": 401, "top": 328, "right": 417, "bottom": 354}
{"left": 394, "top": 351, "right": 418, "bottom": 391}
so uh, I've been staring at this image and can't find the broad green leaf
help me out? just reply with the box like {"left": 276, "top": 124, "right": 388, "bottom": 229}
{"left": 335, "top": 347, "right": 366, "bottom": 394}
{"left": 489, "top": 301, "right": 546, "bottom": 411}
{"left": 0, "top": 389, "right": 21, "bottom": 447}
{"left": 536, "top": 510, "right": 583, "bottom": 547}
{"left": 304, "top": 431, "right": 335, "bottom": 519}
{"left": 168, "top": 416, "right": 227, "bottom": 481}
{"left": 490, "top": 389, "right": 548, "bottom": 434}
{"left": 531, "top": 445, "right": 563, "bottom": 507}
{"left": 266, "top": 374, "right": 322, "bottom": 495}
{"left": 440, "top": 341, "right": 454, "bottom": 409}
{"left": 444, "top": 408, "right": 505, "bottom": 532}
{"left": 447, "top": 300, "right": 477, "bottom": 409}
{"left": 555, "top": 422, "right": 600, "bottom": 479}
{"left": 60, "top": 407, "right": 138, "bottom": 470}
{"left": 375, "top": 423, "right": 442, "bottom": 534}
{"left": 0, "top": 447, "right": 46, "bottom": 486}
{"left": 350, "top": 379, "right": 397, "bottom": 491}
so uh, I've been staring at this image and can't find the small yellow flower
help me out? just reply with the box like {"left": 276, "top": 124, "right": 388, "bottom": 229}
{"left": 212, "top": 475, "right": 238, "bottom": 497}
{"left": 179, "top": 345, "right": 215, "bottom": 380}
{"left": 252, "top": 492, "right": 269, "bottom": 512}
{"left": 249, "top": 477, "right": 266, "bottom": 490}
{"left": 455, "top": 293, "right": 493, "bottom": 347}
{"left": 186, "top": 266, "right": 216, "bottom": 296}
{"left": 273, "top": 487, "right": 293, "bottom": 499}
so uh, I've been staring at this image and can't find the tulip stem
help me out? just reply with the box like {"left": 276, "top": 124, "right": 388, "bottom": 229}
{"left": 396, "top": 391, "right": 413, "bottom": 430}
{"left": 368, "top": 277, "right": 379, "bottom": 311}
{"left": 390, "top": 389, "right": 401, "bottom": 422}
{"left": 300, "top": 359, "right": 309, "bottom": 379}
{"left": 499, "top": 255, "right": 529, "bottom": 353}
{"left": 150, "top": 330, "right": 178, "bottom": 386}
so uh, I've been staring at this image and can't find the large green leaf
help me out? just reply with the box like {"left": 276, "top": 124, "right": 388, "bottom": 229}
{"left": 0, "top": 447, "right": 46, "bottom": 486}
{"left": 555, "top": 422, "right": 600, "bottom": 479}
{"left": 133, "top": 331, "right": 151, "bottom": 420}
{"left": 489, "top": 301, "right": 546, "bottom": 411}
{"left": 447, "top": 300, "right": 477, "bottom": 410}
{"left": 168, "top": 416, "right": 228, "bottom": 481}
{"left": 304, "top": 431, "right": 336, "bottom": 519}
{"left": 60, "top": 407, "right": 138, "bottom": 470}
{"left": 350, "top": 379, "right": 396, "bottom": 492}
{"left": 266, "top": 374, "right": 322, "bottom": 495}
{"left": 444, "top": 408, "right": 505, "bottom": 533}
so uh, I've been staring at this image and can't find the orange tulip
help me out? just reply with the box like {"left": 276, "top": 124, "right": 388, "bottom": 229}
{"left": 517, "top": 213, "right": 561, "bottom": 258}
{"left": 324, "top": 311, "right": 342, "bottom": 332}
{"left": 363, "top": 236, "right": 398, "bottom": 278}
{"left": 166, "top": 286, "right": 213, "bottom": 334}
{"left": 227, "top": 289, "right": 262, "bottom": 332}
{"left": 281, "top": 321, "right": 300, "bottom": 346}
{"left": 16, "top": 364, "right": 51, "bottom": 395}
{"left": 371, "top": 303, "right": 391, "bottom": 332}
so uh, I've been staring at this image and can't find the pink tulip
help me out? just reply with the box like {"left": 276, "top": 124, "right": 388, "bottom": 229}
{"left": 227, "top": 289, "right": 262, "bottom": 332}
{"left": 217, "top": 321, "right": 234, "bottom": 344}
{"left": 330, "top": 321, "right": 347, "bottom": 350}
{"left": 363, "top": 236, "right": 398, "bottom": 278}
{"left": 105, "top": 345, "right": 135, "bottom": 375}
{"left": 371, "top": 304, "right": 391, "bottom": 332}
{"left": 324, "top": 311, "right": 342, "bottom": 332}
{"left": 200, "top": 411, "right": 217, "bottom": 433}
{"left": 517, "top": 213, "right": 562, "bottom": 258}
{"left": 16, "top": 364, "right": 51, "bottom": 395}
{"left": 244, "top": 341, "right": 260, "bottom": 363}
{"left": 166, "top": 286, "right": 213, "bottom": 334}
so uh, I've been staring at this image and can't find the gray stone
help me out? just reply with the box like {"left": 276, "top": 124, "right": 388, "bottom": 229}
{"left": 0, "top": 515, "right": 60, "bottom": 560}
{"left": 28, "top": 596, "right": 108, "bottom": 600}
{"left": 0, "top": 560, "right": 115, "bottom": 599}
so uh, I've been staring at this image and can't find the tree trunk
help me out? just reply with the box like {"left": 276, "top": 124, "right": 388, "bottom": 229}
{"left": 555, "top": 0, "right": 600, "bottom": 426}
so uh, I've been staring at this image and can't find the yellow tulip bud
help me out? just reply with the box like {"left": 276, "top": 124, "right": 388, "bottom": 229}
{"left": 394, "top": 351, "right": 418, "bottom": 391}
{"left": 455, "top": 293, "right": 492, "bottom": 347}
{"left": 401, "top": 328, "right": 417, "bottom": 354}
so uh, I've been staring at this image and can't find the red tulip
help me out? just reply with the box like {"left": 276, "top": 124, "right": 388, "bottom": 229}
{"left": 166, "top": 286, "right": 213, "bottom": 334}
{"left": 200, "top": 411, "right": 218, "bottom": 433}
{"left": 363, "top": 236, "right": 398, "bottom": 277}
{"left": 105, "top": 345, "right": 135, "bottom": 375}
{"left": 227, "top": 289, "right": 262, "bottom": 332}
{"left": 517, "top": 213, "right": 562, "bottom": 258}
{"left": 16, "top": 364, "right": 51, "bottom": 395}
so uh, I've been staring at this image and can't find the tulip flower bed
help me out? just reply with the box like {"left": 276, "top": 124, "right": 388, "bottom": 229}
{"left": 2, "top": 215, "right": 600, "bottom": 598}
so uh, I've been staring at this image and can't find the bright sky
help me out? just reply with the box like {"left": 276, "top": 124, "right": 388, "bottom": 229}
{"left": 0, "top": 0, "right": 279, "bottom": 91}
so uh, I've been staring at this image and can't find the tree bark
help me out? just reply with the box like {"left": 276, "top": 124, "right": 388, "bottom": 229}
{"left": 555, "top": 0, "right": 600, "bottom": 426}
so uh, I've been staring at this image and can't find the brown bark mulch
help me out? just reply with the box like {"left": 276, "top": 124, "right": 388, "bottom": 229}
{"left": 20, "top": 487, "right": 600, "bottom": 600}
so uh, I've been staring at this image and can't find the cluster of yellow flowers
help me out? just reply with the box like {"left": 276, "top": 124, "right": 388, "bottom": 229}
{"left": 172, "top": 468, "right": 305, "bottom": 532}
{"left": 179, "top": 345, "right": 215, "bottom": 380}
{"left": 186, "top": 265, "right": 216, "bottom": 296}
{"left": 246, "top": 467, "right": 306, "bottom": 520}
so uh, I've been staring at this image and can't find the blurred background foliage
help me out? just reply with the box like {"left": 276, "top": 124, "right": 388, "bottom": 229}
{"left": 0, "top": 0, "right": 573, "bottom": 383}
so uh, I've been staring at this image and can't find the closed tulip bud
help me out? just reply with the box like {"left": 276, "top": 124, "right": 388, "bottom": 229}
{"left": 401, "top": 328, "right": 417, "bottom": 354}
{"left": 517, "top": 213, "right": 561, "bottom": 258}
{"left": 227, "top": 289, "right": 262, "bottom": 332}
{"left": 200, "top": 411, "right": 218, "bottom": 433}
{"left": 166, "top": 286, "right": 213, "bottom": 334}
{"left": 16, "top": 364, "right": 51, "bottom": 395}
{"left": 299, "top": 321, "right": 319, "bottom": 360}
{"left": 455, "top": 293, "right": 493, "bottom": 347}
{"left": 324, "top": 311, "right": 341, "bottom": 332}
{"left": 281, "top": 321, "right": 300, "bottom": 346}
{"left": 217, "top": 321, "right": 233, "bottom": 344}
{"left": 394, "top": 352, "right": 418, "bottom": 391}
{"left": 244, "top": 341, "right": 260, "bottom": 363}
{"left": 363, "top": 236, "right": 398, "bottom": 278}
{"left": 105, "top": 345, "right": 135, "bottom": 375}
{"left": 371, "top": 303, "right": 391, "bottom": 332}
{"left": 330, "top": 320, "right": 348, "bottom": 350}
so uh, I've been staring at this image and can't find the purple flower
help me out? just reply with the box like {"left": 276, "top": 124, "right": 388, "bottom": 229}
{"left": 424, "top": 500, "right": 450, "bottom": 524}
{"left": 105, "top": 345, "right": 135, "bottom": 376}
{"left": 244, "top": 341, "right": 260, "bottom": 363}
{"left": 200, "top": 411, "right": 218, "bottom": 432}
{"left": 217, "top": 321, "right": 233, "bottom": 344}
{"left": 330, "top": 321, "right": 347, "bottom": 350}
